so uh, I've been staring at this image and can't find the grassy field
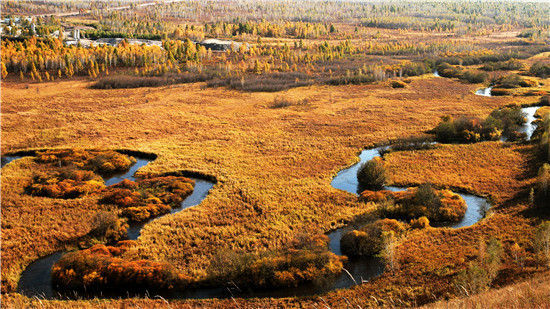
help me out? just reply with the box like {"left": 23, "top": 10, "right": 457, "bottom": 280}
{"left": 2, "top": 64, "right": 547, "bottom": 306}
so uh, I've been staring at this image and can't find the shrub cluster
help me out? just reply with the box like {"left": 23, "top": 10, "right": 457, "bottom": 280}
{"left": 51, "top": 241, "right": 185, "bottom": 293}
{"left": 207, "top": 72, "right": 313, "bottom": 92}
{"left": 529, "top": 61, "right": 550, "bottom": 78}
{"left": 453, "top": 238, "right": 502, "bottom": 295}
{"left": 388, "top": 136, "right": 435, "bottom": 152}
{"left": 269, "top": 97, "right": 309, "bottom": 109}
{"left": 35, "top": 149, "right": 136, "bottom": 176}
{"left": 27, "top": 168, "right": 105, "bottom": 199}
{"left": 389, "top": 80, "right": 407, "bottom": 88}
{"left": 92, "top": 73, "right": 213, "bottom": 89}
{"left": 361, "top": 184, "right": 467, "bottom": 222}
{"left": 357, "top": 157, "right": 387, "bottom": 190}
{"left": 89, "top": 212, "right": 128, "bottom": 243}
{"left": 493, "top": 73, "right": 537, "bottom": 89}
{"left": 535, "top": 164, "right": 550, "bottom": 209}
{"left": 207, "top": 234, "right": 344, "bottom": 288}
{"left": 480, "top": 59, "right": 523, "bottom": 71}
{"left": 433, "top": 107, "right": 526, "bottom": 143}
{"left": 324, "top": 74, "right": 376, "bottom": 86}
{"left": 340, "top": 218, "right": 406, "bottom": 257}
{"left": 410, "top": 216, "right": 430, "bottom": 229}
{"left": 101, "top": 177, "right": 194, "bottom": 222}
{"left": 437, "top": 63, "right": 488, "bottom": 84}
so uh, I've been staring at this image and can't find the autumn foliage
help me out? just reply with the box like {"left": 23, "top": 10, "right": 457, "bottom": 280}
{"left": 100, "top": 177, "right": 194, "bottom": 222}
{"left": 35, "top": 149, "right": 136, "bottom": 176}
{"left": 51, "top": 241, "right": 184, "bottom": 293}
{"left": 27, "top": 168, "right": 105, "bottom": 198}
{"left": 207, "top": 234, "right": 345, "bottom": 288}
{"left": 341, "top": 219, "right": 406, "bottom": 257}
{"left": 361, "top": 185, "right": 467, "bottom": 222}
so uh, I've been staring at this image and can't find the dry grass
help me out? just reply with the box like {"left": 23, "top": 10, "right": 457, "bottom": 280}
{"left": 384, "top": 142, "right": 536, "bottom": 203}
{"left": 422, "top": 271, "right": 550, "bottom": 309}
{"left": 1, "top": 70, "right": 546, "bottom": 306}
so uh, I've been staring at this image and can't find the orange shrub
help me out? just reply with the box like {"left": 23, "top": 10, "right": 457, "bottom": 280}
{"left": 100, "top": 176, "right": 194, "bottom": 222}
{"left": 341, "top": 218, "right": 406, "bottom": 257}
{"left": 51, "top": 241, "right": 184, "bottom": 292}
{"left": 362, "top": 186, "right": 467, "bottom": 222}
{"left": 35, "top": 149, "right": 136, "bottom": 176}
{"left": 207, "top": 235, "right": 345, "bottom": 289}
{"left": 410, "top": 216, "right": 430, "bottom": 229}
{"left": 27, "top": 168, "right": 105, "bottom": 199}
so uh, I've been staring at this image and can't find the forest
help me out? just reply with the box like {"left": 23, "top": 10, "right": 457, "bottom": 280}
{"left": 1, "top": 0, "right": 550, "bottom": 308}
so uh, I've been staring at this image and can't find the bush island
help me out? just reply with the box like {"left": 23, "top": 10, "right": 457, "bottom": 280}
{"left": 436, "top": 63, "right": 488, "bottom": 84}
{"left": 340, "top": 219, "right": 406, "bottom": 257}
{"left": 51, "top": 241, "right": 185, "bottom": 293}
{"left": 361, "top": 184, "right": 467, "bottom": 222}
{"left": 206, "top": 234, "right": 345, "bottom": 288}
{"left": 494, "top": 73, "right": 536, "bottom": 89}
{"left": 27, "top": 168, "right": 105, "bottom": 199}
{"left": 101, "top": 177, "right": 195, "bottom": 222}
{"left": 35, "top": 149, "right": 136, "bottom": 176}
{"left": 529, "top": 61, "right": 550, "bottom": 78}
{"left": 433, "top": 107, "right": 526, "bottom": 143}
{"left": 357, "top": 157, "right": 387, "bottom": 190}
{"left": 480, "top": 59, "right": 523, "bottom": 71}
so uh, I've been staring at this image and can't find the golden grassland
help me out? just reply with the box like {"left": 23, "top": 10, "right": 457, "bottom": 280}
{"left": 1, "top": 69, "right": 547, "bottom": 307}
{"left": 384, "top": 142, "right": 537, "bottom": 203}
{"left": 422, "top": 271, "right": 550, "bottom": 309}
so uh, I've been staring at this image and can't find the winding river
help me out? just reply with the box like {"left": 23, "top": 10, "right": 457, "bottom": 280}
{"left": 474, "top": 86, "right": 542, "bottom": 141}
{"left": 2, "top": 102, "right": 543, "bottom": 299}
{"left": 3, "top": 154, "right": 215, "bottom": 299}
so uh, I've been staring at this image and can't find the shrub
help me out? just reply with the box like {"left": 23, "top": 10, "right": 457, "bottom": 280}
{"left": 534, "top": 221, "right": 550, "bottom": 267}
{"left": 389, "top": 136, "right": 435, "bottom": 152}
{"left": 89, "top": 212, "right": 128, "bottom": 243}
{"left": 367, "top": 186, "right": 467, "bottom": 222}
{"left": 433, "top": 108, "right": 526, "bottom": 143}
{"left": 390, "top": 80, "right": 406, "bottom": 88}
{"left": 357, "top": 157, "right": 387, "bottom": 190}
{"left": 535, "top": 164, "right": 550, "bottom": 209}
{"left": 488, "top": 107, "right": 526, "bottom": 138}
{"left": 400, "top": 61, "right": 431, "bottom": 77}
{"left": 460, "top": 70, "right": 488, "bottom": 84}
{"left": 437, "top": 63, "right": 462, "bottom": 78}
{"left": 27, "top": 168, "right": 105, "bottom": 199}
{"left": 269, "top": 97, "right": 309, "bottom": 109}
{"left": 480, "top": 59, "right": 523, "bottom": 71}
{"left": 454, "top": 238, "right": 503, "bottom": 295}
{"left": 436, "top": 63, "right": 487, "bottom": 84}
{"left": 414, "top": 183, "right": 442, "bottom": 215}
{"left": 340, "top": 218, "right": 406, "bottom": 257}
{"left": 494, "top": 74, "right": 526, "bottom": 88}
{"left": 324, "top": 74, "right": 376, "bottom": 85}
{"left": 51, "top": 242, "right": 185, "bottom": 292}
{"left": 35, "top": 149, "right": 136, "bottom": 176}
{"left": 208, "top": 72, "right": 313, "bottom": 92}
{"left": 410, "top": 216, "right": 430, "bottom": 229}
{"left": 433, "top": 116, "right": 482, "bottom": 143}
{"left": 530, "top": 61, "right": 550, "bottom": 78}
{"left": 101, "top": 176, "right": 194, "bottom": 222}
{"left": 92, "top": 73, "right": 213, "bottom": 89}
{"left": 536, "top": 113, "right": 550, "bottom": 162}
{"left": 207, "top": 234, "right": 344, "bottom": 288}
